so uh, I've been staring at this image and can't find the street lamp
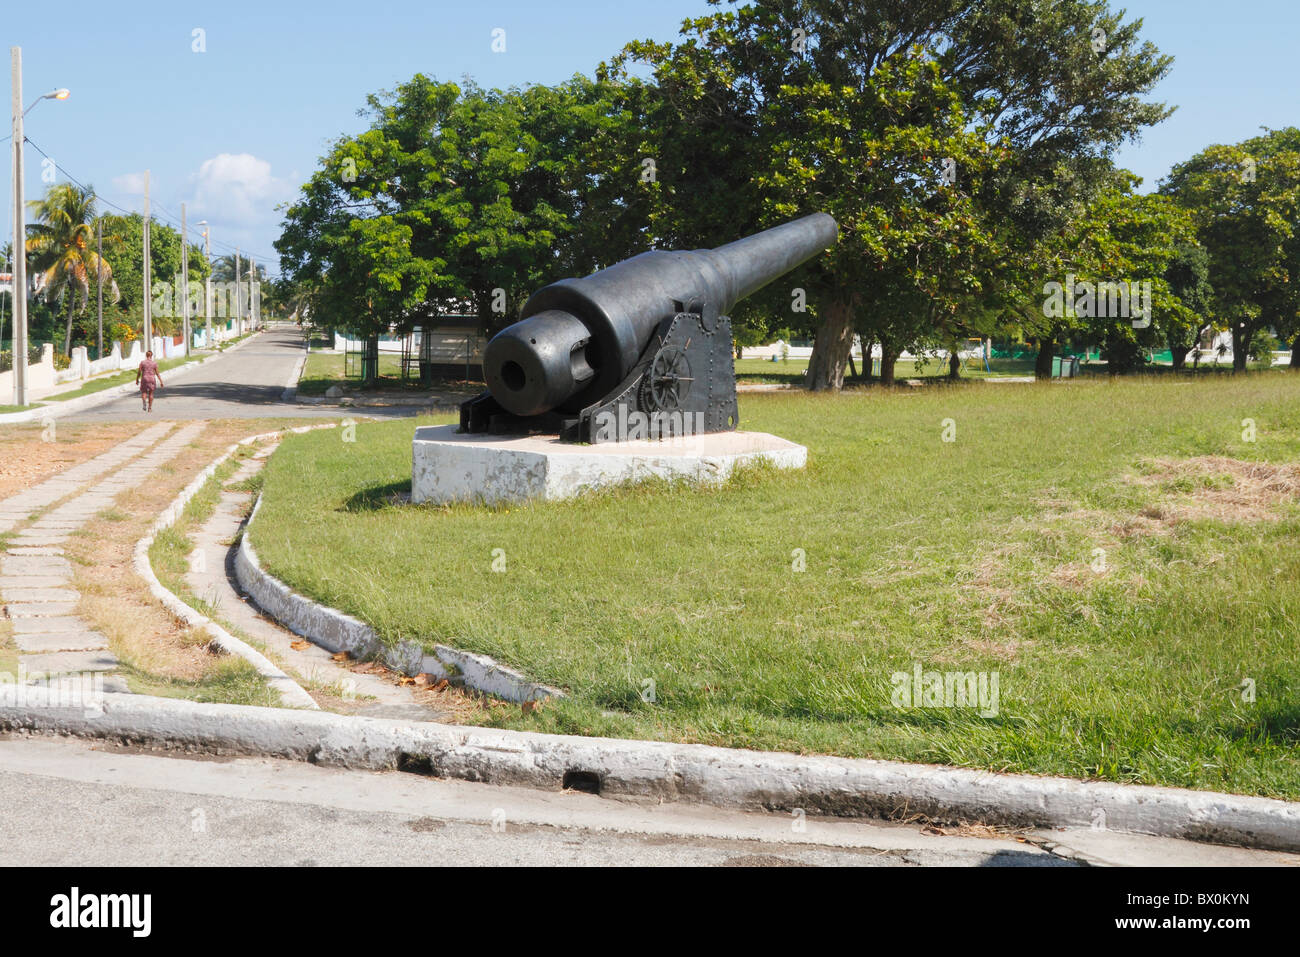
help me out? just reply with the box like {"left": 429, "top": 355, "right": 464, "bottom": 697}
{"left": 196, "top": 221, "right": 211, "bottom": 348}
{"left": 10, "top": 45, "right": 69, "bottom": 407}
{"left": 24, "top": 88, "right": 70, "bottom": 115}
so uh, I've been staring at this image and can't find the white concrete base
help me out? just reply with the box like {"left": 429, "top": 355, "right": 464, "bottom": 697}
{"left": 410, "top": 425, "right": 808, "bottom": 506}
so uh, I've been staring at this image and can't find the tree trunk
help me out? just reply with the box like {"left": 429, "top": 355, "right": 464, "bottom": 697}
{"left": 1290, "top": 335, "right": 1300, "bottom": 368}
{"left": 878, "top": 334, "right": 899, "bottom": 386}
{"left": 1034, "top": 332, "right": 1056, "bottom": 380}
{"left": 64, "top": 292, "right": 76, "bottom": 356}
{"left": 859, "top": 338, "right": 874, "bottom": 381}
{"left": 1170, "top": 344, "right": 1186, "bottom": 372}
{"left": 948, "top": 348, "right": 961, "bottom": 380}
{"left": 1231, "top": 323, "right": 1249, "bottom": 372}
{"left": 805, "top": 297, "right": 855, "bottom": 391}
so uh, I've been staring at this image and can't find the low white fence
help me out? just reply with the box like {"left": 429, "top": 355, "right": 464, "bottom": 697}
{"left": 0, "top": 318, "right": 258, "bottom": 401}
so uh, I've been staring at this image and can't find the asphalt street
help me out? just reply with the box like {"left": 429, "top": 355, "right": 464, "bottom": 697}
{"left": 0, "top": 736, "right": 1069, "bottom": 866}
{"left": 65, "top": 327, "right": 420, "bottom": 421}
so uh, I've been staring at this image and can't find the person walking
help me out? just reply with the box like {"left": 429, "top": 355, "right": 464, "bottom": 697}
{"left": 136, "top": 350, "right": 163, "bottom": 412}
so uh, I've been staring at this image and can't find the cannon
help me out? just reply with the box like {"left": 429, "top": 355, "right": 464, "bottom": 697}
{"left": 459, "top": 212, "right": 838, "bottom": 443}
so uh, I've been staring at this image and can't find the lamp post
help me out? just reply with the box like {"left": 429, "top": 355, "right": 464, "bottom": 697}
{"left": 10, "top": 46, "right": 69, "bottom": 407}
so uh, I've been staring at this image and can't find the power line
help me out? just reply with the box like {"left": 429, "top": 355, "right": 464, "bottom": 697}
{"left": 21, "top": 137, "right": 283, "bottom": 276}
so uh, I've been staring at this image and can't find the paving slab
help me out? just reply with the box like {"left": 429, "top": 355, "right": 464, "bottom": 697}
{"left": 1, "top": 557, "right": 72, "bottom": 575}
{"left": 14, "top": 632, "right": 109, "bottom": 654}
{"left": 1, "top": 590, "right": 79, "bottom": 605}
{"left": 6, "top": 546, "right": 66, "bottom": 556}
{"left": 20, "top": 651, "right": 118, "bottom": 674}
{"left": 26, "top": 673, "right": 130, "bottom": 695}
{"left": 2, "top": 602, "right": 78, "bottom": 617}
{"left": 11, "top": 615, "right": 90, "bottom": 634}
{"left": 0, "top": 579, "right": 77, "bottom": 594}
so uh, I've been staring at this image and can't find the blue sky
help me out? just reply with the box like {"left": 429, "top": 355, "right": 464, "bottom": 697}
{"left": 4, "top": 0, "right": 1297, "bottom": 278}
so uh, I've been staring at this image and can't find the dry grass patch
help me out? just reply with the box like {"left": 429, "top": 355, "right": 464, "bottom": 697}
{"left": 0, "top": 617, "right": 16, "bottom": 677}
{"left": 63, "top": 419, "right": 304, "bottom": 692}
{"left": 1128, "top": 456, "right": 1300, "bottom": 526}
{"left": 931, "top": 636, "right": 1040, "bottom": 665}
{"left": 0, "top": 421, "right": 151, "bottom": 500}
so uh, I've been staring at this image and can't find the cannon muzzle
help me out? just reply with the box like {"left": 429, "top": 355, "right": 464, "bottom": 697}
{"left": 482, "top": 213, "right": 837, "bottom": 418}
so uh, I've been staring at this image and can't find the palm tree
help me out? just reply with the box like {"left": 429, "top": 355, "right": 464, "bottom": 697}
{"left": 26, "top": 184, "right": 120, "bottom": 355}
{"left": 210, "top": 253, "right": 270, "bottom": 283}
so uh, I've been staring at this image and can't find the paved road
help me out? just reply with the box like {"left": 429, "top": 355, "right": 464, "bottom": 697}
{"left": 2, "top": 737, "right": 1294, "bottom": 867}
{"left": 0, "top": 737, "right": 1075, "bottom": 866}
{"left": 66, "top": 327, "right": 420, "bottom": 421}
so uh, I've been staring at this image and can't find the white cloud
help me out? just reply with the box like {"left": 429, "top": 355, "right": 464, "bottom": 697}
{"left": 112, "top": 171, "right": 148, "bottom": 195}
{"left": 190, "top": 153, "right": 293, "bottom": 225}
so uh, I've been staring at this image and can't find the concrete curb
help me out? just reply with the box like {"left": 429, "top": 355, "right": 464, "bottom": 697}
{"left": 280, "top": 349, "right": 308, "bottom": 403}
{"left": 234, "top": 495, "right": 565, "bottom": 703}
{"left": 0, "top": 331, "right": 265, "bottom": 425}
{"left": 132, "top": 423, "right": 336, "bottom": 710}
{"left": 292, "top": 393, "right": 461, "bottom": 408}
{"left": 0, "top": 684, "right": 1297, "bottom": 851}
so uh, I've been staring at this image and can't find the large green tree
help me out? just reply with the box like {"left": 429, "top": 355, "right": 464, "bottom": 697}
{"left": 609, "top": 0, "right": 1174, "bottom": 389}
{"left": 276, "top": 72, "right": 646, "bottom": 376}
{"left": 1162, "top": 127, "right": 1300, "bottom": 371}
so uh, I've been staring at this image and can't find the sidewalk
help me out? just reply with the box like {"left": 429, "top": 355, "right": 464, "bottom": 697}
{"left": 1, "top": 421, "right": 205, "bottom": 690}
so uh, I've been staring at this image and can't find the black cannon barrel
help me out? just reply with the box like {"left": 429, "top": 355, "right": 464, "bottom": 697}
{"left": 483, "top": 213, "right": 838, "bottom": 417}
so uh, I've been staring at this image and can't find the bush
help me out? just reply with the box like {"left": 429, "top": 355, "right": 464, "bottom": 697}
{"left": 1249, "top": 331, "right": 1280, "bottom": 366}
{"left": 0, "top": 344, "right": 47, "bottom": 371}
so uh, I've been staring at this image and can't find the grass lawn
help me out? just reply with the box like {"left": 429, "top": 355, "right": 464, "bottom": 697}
{"left": 298, "top": 351, "right": 400, "bottom": 394}
{"left": 296, "top": 350, "right": 482, "bottom": 396}
{"left": 735, "top": 355, "right": 1040, "bottom": 384}
{"left": 252, "top": 373, "right": 1300, "bottom": 798}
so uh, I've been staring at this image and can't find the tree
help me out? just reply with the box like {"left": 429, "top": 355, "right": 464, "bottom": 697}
{"left": 93, "top": 214, "right": 207, "bottom": 340}
{"left": 1162, "top": 242, "right": 1213, "bottom": 371}
{"left": 276, "top": 72, "right": 647, "bottom": 381}
{"left": 1162, "top": 128, "right": 1300, "bottom": 371}
{"left": 1033, "top": 178, "right": 1201, "bottom": 375}
{"left": 25, "top": 184, "right": 120, "bottom": 355}
{"left": 611, "top": 0, "right": 1174, "bottom": 390}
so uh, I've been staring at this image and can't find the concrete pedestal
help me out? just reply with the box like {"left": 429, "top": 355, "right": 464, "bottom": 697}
{"left": 411, "top": 424, "right": 807, "bottom": 506}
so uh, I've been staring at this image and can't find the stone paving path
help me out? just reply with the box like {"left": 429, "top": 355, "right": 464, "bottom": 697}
{"left": 1, "top": 421, "right": 206, "bottom": 690}
{"left": 184, "top": 451, "right": 449, "bottom": 721}
{"left": 0, "top": 422, "right": 174, "bottom": 535}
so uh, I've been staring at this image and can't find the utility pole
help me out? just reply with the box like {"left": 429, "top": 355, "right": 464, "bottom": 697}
{"left": 180, "top": 202, "right": 190, "bottom": 356}
{"left": 199, "top": 222, "right": 211, "bottom": 346}
{"left": 9, "top": 49, "right": 68, "bottom": 404}
{"left": 249, "top": 257, "right": 256, "bottom": 331}
{"left": 11, "top": 48, "right": 27, "bottom": 407}
{"left": 96, "top": 218, "right": 103, "bottom": 360}
{"left": 142, "top": 169, "right": 152, "bottom": 350}
{"left": 234, "top": 248, "right": 242, "bottom": 337}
